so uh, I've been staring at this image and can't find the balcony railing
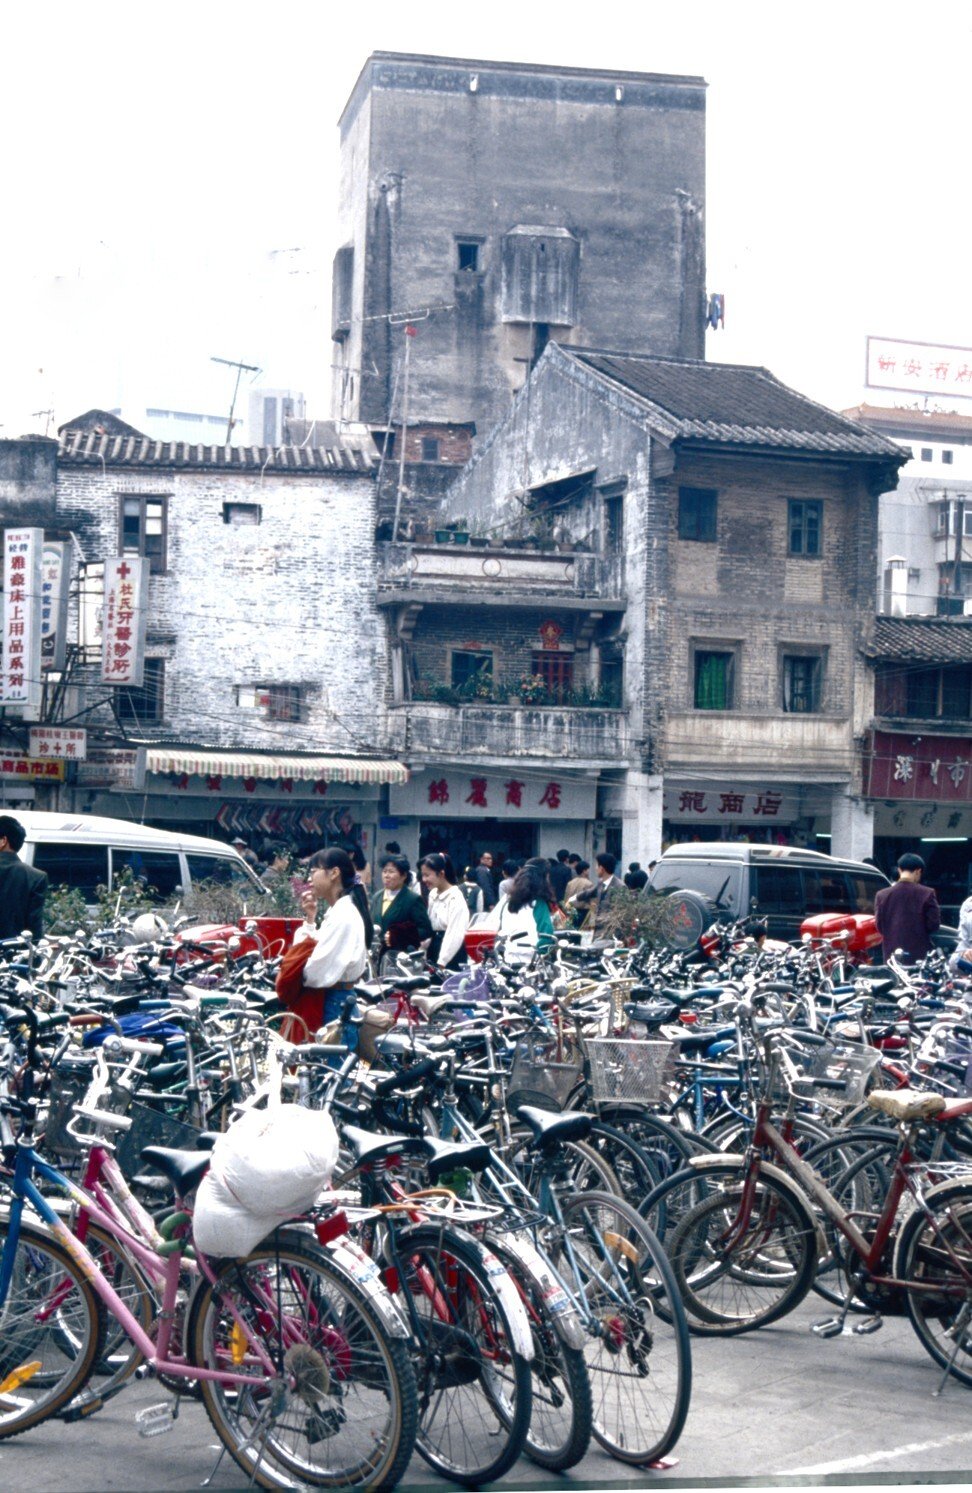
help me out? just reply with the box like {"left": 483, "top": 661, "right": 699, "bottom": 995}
{"left": 387, "top": 700, "right": 629, "bottom": 765}
{"left": 376, "top": 542, "right": 619, "bottom": 600}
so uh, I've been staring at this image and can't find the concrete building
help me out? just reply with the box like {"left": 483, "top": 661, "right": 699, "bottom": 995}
{"left": 399, "top": 344, "right": 905, "bottom": 868}
{"left": 331, "top": 52, "right": 707, "bottom": 440}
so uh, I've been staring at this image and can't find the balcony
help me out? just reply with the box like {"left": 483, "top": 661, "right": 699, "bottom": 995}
{"left": 664, "top": 712, "right": 855, "bottom": 776}
{"left": 387, "top": 701, "right": 629, "bottom": 767}
{"left": 376, "top": 542, "right": 624, "bottom": 612}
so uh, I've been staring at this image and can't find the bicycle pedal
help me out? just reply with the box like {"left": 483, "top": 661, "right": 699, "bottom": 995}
{"left": 810, "top": 1318, "right": 843, "bottom": 1339}
{"left": 60, "top": 1394, "right": 104, "bottom": 1423}
{"left": 135, "top": 1402, "right": 176, "bottom": 1437}
{"left": 853, "top": 1315, "right": 883, "bottom": 1336}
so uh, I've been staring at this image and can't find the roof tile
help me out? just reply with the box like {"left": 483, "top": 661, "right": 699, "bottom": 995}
{"left": 57, "top": 430, "right": 375, "bottom": 475}
{"left": 867, "top": 616, "right": 972, "bottom": 663}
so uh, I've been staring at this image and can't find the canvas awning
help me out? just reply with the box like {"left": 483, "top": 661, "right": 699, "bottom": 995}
{"left": 145, "top": 749, "right": 408, "bottom": 785}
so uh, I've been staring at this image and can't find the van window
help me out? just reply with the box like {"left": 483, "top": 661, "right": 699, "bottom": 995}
{"left": 848, "top": 872, "right": 884, "bottom": 913}
{"left": 753, "top": 865, "right": 805, "bottom": 918}
{"left": 185, "top": 853, "right": 257, "bottom": 889}
{"left": 651, "top": 861, "right": 742, "bottom": 911}
{"left": 804, "top": 870, "right": 853, "bottom": 914}
{"left": 30, "top": 843, "right": 108, "bottom": 899}
{"left": 111, "top": 848, "right": 183, "bottom": 902}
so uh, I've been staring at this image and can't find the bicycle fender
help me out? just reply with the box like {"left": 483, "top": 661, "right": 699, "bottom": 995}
{"left": 890, "top": 1175, "right": 972, "bottom": 1280}
{"left": 684, "top": 1154, "right": 826, "bottom": 1261}
{"left": 323, "top": 1237, "right": 411, "bottom": 1339}
{"left": 397, "top": 1222, "right": 535, "bottom": 1362}
{"left": 489, "top": 1229, "right": 586, "bottom": 1351}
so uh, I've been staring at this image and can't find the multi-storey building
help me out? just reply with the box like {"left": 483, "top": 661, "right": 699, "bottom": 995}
{"left": 331, "top": 51, "right": 707, "bottom": 440}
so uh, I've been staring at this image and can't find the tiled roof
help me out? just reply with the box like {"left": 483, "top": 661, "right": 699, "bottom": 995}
{"left": 842, "top": 403, "right": 972, "bottom": 440}
{"left": 563, "top": 349, "right": 906, "bottom": 458}
{"left": 57, "top": 429, "right": 375, "bottom": 474}
{"left": 867, "top": 616, "right": 972, "bottom": 663}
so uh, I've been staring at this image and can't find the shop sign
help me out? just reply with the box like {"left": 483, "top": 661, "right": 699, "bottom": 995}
{"left": 663, "top": 786, "right": 796, "bottom": 823}
{"left": 148, "top": 772, "right": 377, "bottom": 801}
{"left": 40, "top": 542, "right": 69, "bottom": 672}
{"left": 865, "top": 730, "right": 972, "bottom": 804}
{"left": 0, "top": 751, "right": 65, "bottom": 781}
{"left": 389, "top": 771, "right": 596, "bottom": 820}
{"left": 75, "top": 747, "right": 146, "bottom": 791}
{"left": 29, "top": 727, "right": 87, "bottom": 761}
{"left": 866, "top": 335, "right": 972, "bottom": 402}
{"left": 1, "top": 528, "right": 43, "bottom": 712}
{"left": 100, "top": 556, "right": 148, "bottom": 687}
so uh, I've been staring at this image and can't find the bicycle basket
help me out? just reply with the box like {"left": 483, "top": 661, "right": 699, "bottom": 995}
{"left": 42, "top": 1053, "right": 99, "bottom": 1159}
{"left": 585, "top": 1038, "right": 677, "bottom": 1107}
{"left": 507, "top": 1033, "right": 583, "bottom": 1113}
{"left": 793, "top": 1040, "right": 882, "bottom": 1106}
{"left": 115, "top": 1101, "right": 204, "bottom": 1179}
{"left": 441, "top": 965, "right": 491, "bottom": 1002}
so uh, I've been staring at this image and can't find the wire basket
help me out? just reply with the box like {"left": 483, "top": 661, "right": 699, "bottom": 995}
{"left": 584, "top": 1039, "right": 677, "bottom": 1107}
{"left": 114, "top": 1100, "right": 204, "bottom": 1179}
{"left": 507, "top": 1033, "right": 583, "bottom": 1114}
{"left": 41, "top": 1054, "right": 99, "bottom": 1159}
{"left": 788, "top": 1040, "right": 882, "bottom": 1106}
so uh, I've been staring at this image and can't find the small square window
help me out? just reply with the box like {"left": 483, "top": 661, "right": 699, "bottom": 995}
{"left": 223, "top": 502, "right": 262, "bottom": 526}
{"left": 421, "top": 436, "right": 440, "bottom": 462}
{"left": 265, "top": 685, "right": 302, "bottom": 722}
{"left": 694, "top": 651, "right": 734, "bottom": 710}
{"left": 450, "top": 650, "right": 493, "bottom": 696}
{"left": 943, "top": 449, "right": 954, "bottom": 465}
{"left": 457, "top": 241, "right": 480, "bottom": 272}
{"left": 678, "top": 487, "right": 717, "bottom": 543}
{"left": 921, "top": 448, "right": 933, "bottom": 462}
{"left": 782, "top": 654, "right": 822, "bottom": 713}
{"left": 120, "top": 495, "right": 167, "bottom": 573}
{"left": 116, "top": 659, "right": 165, "bottom": 725}
{"left": 788, "top": 499, "right": 822, "bottom": 557}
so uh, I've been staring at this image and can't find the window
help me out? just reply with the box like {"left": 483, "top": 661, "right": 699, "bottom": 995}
{"left": 120, "top": 495, "right": 167, "bottom": 573}
{"left": 694, "top": 650, "right": 735, "bottom": 710}
{"left": 421, "top": 436, "right": 440, "bottom": 462}
{"left": 110, "top": 848, "right": 182, "bottom": 902}
{"left": 603, "top": 492, "right": 624, "bottom": 554}
{"left": 222, "top": 502, "right": 262, "bottom": 526}
{"left": 531, "top": 650, "right": 574, "bottom": 704}
{"left": 753, "top": 865, "right": 805, "bottom": 918}
{"left": 265, "top": 685, "right": 302, "bottom": 722}
{"left": 450, "top": 650, "right": 493, "bottom": 694}
{"left": 788, "top": 499, "right": 822, "bottom": 557}
{"left": 905, "top": 666, "right": 972, "bottom": 720}
{"left": 30, "top": 843, "right": 107, "bottom": 899}
{"left": 600, "top": 653, "right": 624, "bottom": 707}
{"left": 921, "top": 448, "right": 933, "bottom": 462}
{"left": 186, "top": 853, "right": 260, "bottom": 889}
{"left": 678, "top": 487, "right": 717, "bottom": 543}
{"left": 456, "top": 240, "right": 480, "bottom": 272}
{"left": 116, "top": 659, "right": 165, "bottom": 725}
{"left": 943, "top": 450, "right": 954, "bottom": 465}
{"left": 782, "top": 654, "right": 822, "bottom": 713}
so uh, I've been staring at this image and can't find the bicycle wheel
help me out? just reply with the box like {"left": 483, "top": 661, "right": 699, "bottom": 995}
{"left": 191, "top": 1232, "right": 417, "bottom": 1489}
{"left": 0, "top": 1217, "right": 106, "bottom": 1438}
{"left": 586, "top": 1122, "right": 662, "bottom": 1210}
{"left": 894, "top": 1179, "right": 972, "bottom": 1387}
{"left": 555, "top": 1190, "right": 691, "bottom": 1465}
{"left": 53, "top": 1222, "right": 155, "bottom": 1397}
{"left": 509, "top": 1133, "right": 621, "bottom": 1200}
{"left": 397, "top": 1224, "right": 532, "bottom": 1487}
{"left": 666, "top": 1173, "right": 818, "bottom": 1335}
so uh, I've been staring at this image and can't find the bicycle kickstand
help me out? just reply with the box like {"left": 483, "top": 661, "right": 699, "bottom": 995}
{"left": 810, "top": 1272, "right": 878, "bottom": 1339}
{"left": 932, "top": 1297, "right": 972, "bottom": 1398}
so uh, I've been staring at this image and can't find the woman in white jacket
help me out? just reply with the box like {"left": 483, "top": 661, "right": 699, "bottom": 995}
{"left": 421, "top": 852, "right": 470, "bottom": 969}
{"left": 290, "top": 847, "right": 369, "bottom": 1039}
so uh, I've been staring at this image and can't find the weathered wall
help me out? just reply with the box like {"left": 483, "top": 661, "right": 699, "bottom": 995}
{"left": 55, "top": 464, "right": 387, "bottom": 752}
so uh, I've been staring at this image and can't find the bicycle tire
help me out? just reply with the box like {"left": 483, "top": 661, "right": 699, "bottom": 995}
{"left": 586, "top": 1122, "right": 662, "bottom": 1210}
{"left": 508, "top": 1131, "right": 622, "bottom": 1200}
{"left": 666, "top": 1174, "right": 818, "bottom": 1335}
{"left": 893, "top": 1178, "right": 972, "bottom": 1387}
{"left": 191, "top": 1231, "right": 417, "bottom": 1489}
{"left": 0, "top": 1217, "right": 106, "bottom": 1439}
{"left": 555, "top": 1189, "right": 692, "bottom": 1465}
{"left": 396, "top": 1223, "right": 533, "bottom": 1487}
{"left": 53, "top": 1221, "right": 154, "bottom": 1397}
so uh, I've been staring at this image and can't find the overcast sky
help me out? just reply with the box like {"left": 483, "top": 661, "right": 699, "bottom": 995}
{"left": 3, "top": 0, "right": 970, "bottom": 438}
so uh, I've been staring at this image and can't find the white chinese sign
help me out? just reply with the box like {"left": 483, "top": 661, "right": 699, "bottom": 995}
{"left": 40, "top": 542, "right": 70, "bottom": 673}
{"left": 100, "top": 556, "right": 148, "bottom": 686}
{"left": 28, "top": 727, "right": 88, "bottom": 762}
{"left": 866, "top": 336, "right": 972, "bottom": 401}
{"left": 389, "top": 770, "right": 596, "bottom": 820}
{"left": 1, "top": 528, "right": 43, "bottom": 713}
{"left": 663, "top": 787, "right": 796, "bottom": 823}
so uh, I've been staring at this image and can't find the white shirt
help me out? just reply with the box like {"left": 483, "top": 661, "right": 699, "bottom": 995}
{"left": 293, "top": 894, "right": 367, "bottom": 989}
{"left": 427, "top": 884, "right": 470, "bottom": 967}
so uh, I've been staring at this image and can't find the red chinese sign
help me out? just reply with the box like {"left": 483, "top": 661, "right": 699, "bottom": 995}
{"left": 0, "top": 752, "right": 65, "bottom": 780}
{"left": 864, "top": 730, "right": 972, "bottom": 804}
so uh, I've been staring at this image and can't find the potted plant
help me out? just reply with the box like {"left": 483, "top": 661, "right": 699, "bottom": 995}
{"left": 468, "top": 532, "right": 489, "bottom": 548}
{"left": 434, "top": 526, "right": 451, "bottom": 544}
{"left": 449, "top": 516, "right": 470, "bottom": 544}
{"left": 519, "top": 673, "right": 548, "bottom": 705}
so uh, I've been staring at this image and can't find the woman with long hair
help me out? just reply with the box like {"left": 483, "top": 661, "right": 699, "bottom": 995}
{"left": 288, "top": 847, "right": 368, "bottom": 1038}
{"left": 499, "top": 856, "right": 555, "bottom": 957}
{"left": 420, "top": 852, "right": 469, "bottom": 969}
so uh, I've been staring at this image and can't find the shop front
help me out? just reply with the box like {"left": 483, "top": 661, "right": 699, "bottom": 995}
{"left": 661, "top": 780, "right": 829, "bottom": 851}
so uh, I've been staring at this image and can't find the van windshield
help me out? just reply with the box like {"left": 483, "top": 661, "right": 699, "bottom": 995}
{"left": 651, "top": 861, "right": 742, "bottom": 910}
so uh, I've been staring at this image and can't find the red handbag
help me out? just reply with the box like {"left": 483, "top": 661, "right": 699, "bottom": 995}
{"left": 275, "top": 936, "right": 317, "bottom": 1007}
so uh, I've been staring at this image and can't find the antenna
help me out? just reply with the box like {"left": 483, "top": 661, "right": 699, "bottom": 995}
{"left": 211, "top": 356, "right": 261, "bottom": 444}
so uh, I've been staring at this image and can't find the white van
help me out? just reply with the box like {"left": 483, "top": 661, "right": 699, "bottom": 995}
{"left": 11, "top": 811, "right": 266, "bottom": 907}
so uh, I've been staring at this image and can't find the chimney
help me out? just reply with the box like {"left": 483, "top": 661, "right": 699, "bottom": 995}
{"left": 883, "top": 556, "right": 909, "bottom": 617}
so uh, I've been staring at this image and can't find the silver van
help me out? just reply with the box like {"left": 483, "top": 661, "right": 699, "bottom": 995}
{"left": 14, "top": 811, "right": 266, "bottom": 908}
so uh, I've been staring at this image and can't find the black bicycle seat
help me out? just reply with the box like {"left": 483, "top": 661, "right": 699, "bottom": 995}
{"left": 342, "top": 1124, "right": 429, "bottom": 1167}
{"left": 139, "top": 1145, "right": 211, "bottom": 1196}
{"left": 424, "top": 1137, "right": 493, "bottom": 1180}
{"left": 514, "top": 1105, "right": 593, "bottom": 1148}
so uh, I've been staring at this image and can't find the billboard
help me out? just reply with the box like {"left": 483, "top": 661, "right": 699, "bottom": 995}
{"left": 1, "top": 528, "right": 44, "bottom": 714}
{"left": 866, "top": 336, "right": 972, "bottom": 401}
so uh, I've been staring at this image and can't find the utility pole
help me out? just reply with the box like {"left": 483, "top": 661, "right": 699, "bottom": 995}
{"left": 211, "top": 356, "right": 261, "bottom": 444}
{"left": 391, "top": 326, "right": 415, "bottom": 544}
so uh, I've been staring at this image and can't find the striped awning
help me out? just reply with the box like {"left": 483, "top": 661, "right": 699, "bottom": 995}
{"left": 145, "top": 749, "right": 408, "bottom": 785}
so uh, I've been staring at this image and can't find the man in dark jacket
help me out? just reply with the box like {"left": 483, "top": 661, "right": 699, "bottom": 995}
{"left": 0, "top": 814, "right": 47, "bottom": 940}
{"left": 549, "top": 850, "right": 573, "bottom": 903}
{"left": 473, "top": 851, "right": 497, "bottom": 911}
{"left": 874, "top": 852, "right": 941, "bottom": 964}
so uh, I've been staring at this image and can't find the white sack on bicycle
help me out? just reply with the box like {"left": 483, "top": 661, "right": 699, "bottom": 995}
{"left": 193, "top": 1105, "right": 338, "bottom": 1257}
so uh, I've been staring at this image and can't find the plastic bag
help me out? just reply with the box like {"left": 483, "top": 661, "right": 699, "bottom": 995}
{"left": 193, "top": 1104, "right": 338, "bottom": 1258}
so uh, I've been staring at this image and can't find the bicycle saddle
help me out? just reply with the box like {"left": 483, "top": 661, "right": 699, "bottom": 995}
{"left": 671, "top": 1025, "right": 735, "bottom": 1053}
{"left": 866, "top": 1090, "right": 946, "bottom": 1122}
{"left": 410, "top": 993, "right": 454, "bottom": 1019}
{"left": 423, "top": 1137, "right": 493, "bottom": 1181}
{"left": 514, "top": 1105, "right": 593, "bottom": 1148}
{"left": 139, "top": 1145, "right": 211, "bottom": 1196}
{"left": 342, "top": 1124, "right": 429, "bottom": 1167}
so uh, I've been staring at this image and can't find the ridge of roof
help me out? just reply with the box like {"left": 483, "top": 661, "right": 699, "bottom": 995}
{"left": 57, "top": 429, "right": 375, "bottom": 474}
{"left": 868, "top": 614, "right": 972, "bottom": 663}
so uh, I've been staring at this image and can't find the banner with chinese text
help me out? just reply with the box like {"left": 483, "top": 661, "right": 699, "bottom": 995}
{"left": 663, "top": 786, "right": 797, "bottom": 823}
{"left": 40, "top": 542, "right": 70, "bottom": 672}
{"left": 1, "top": 528, "right": 43, "bottom": 712}
{"left": 389, "top": 771, "right": 596, "bottom": 819}
{"left": 0, "top": 751, "right": 65, "bottom": 782}
{"left": 28, "top": 727, "right": 87, "bottom": 762}
{"left": 866, "top": 336, "right": 972, "bottom": 402}
{"left": 864, "top": 730, "right": 972, "bottom": 803}
{"left": 100, "top": 556, "right": 148, "bottom": 686}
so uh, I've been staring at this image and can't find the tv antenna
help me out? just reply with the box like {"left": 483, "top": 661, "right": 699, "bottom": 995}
{"left": 211, "top": 356, "right": 261, "bottom": 444}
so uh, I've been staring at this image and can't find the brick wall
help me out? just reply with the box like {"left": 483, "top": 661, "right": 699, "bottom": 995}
{"left": 409, "top": 606, "right": 589, "bottom": 696}
{"left": 55, "top": 463, "right": 388, "bottom": 753}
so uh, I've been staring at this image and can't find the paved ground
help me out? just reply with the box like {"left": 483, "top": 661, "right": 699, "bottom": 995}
{"left": 8, "top": 1295, "right": 972, "bottom": 1491}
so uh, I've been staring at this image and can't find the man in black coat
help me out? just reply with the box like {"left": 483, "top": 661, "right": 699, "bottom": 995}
{"left": 0, "top": 814, "right": 47, "bottom": 940}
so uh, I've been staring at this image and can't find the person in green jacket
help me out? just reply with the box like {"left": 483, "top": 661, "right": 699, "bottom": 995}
{"left": 506, "top": 858, "right": 556, "bottom": 951}
{"left": 370, "top": 854, "right": 433, "bottom": 968}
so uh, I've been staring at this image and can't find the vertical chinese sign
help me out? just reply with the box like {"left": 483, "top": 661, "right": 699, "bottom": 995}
{"left": 1, "top": 528, "right": 44, "bottom": 714}
{"left": 100, "top": 556, "right": 148, "bottom": 687}
{"left": 40, "top": 541, "right": 69, "bottom": 673}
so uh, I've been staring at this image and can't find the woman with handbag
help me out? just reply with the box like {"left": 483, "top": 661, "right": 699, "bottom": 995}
{"left": 276, "top": 847, "right": 368, "bottom": 1042}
